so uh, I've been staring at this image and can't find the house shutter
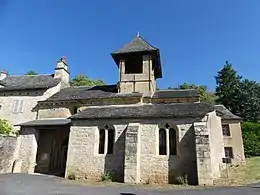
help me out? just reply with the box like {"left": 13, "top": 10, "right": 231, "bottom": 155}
{"left": 12, "top": 100, "right": 19, "bottom": 113}
{"left": 18, "top": 100, "right": 24, "bottom": 113}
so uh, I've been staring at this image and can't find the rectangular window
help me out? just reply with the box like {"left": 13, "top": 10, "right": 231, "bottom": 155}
{"left": 12, "top": 100, "right": 24, "bottom": 113}
{"left": 224, "top": 147, "right": 234, "bottom": 159}
{"left": 222, "top": 124, "right": 231, "bottom": 136}
{"left": 124, "top": 54, "right": 143, "bottom": 74}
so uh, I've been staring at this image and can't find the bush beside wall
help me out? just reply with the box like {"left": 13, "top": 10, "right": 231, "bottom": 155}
{"left": 241, "top": 122, "right": 260, "bottom": 157}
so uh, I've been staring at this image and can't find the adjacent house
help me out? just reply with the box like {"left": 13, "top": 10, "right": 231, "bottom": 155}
{"left": 5, "top": 35, "right": 245, "bottom": 186}
{"left": 0, "top": 57, "right": 70, "bottom": 130}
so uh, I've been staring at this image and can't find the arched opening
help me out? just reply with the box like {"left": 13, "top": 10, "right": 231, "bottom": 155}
{"left": 107, "top": 129, "right": 115, "bottom": 154}
{"left": 159, "top": 128, "right": 167, "bottom": 155}
{"left": 169, "top": 128, "right": 177, "bottom": 155}
{"left": 99, "top": 129, "right": 105, "bottom": 154}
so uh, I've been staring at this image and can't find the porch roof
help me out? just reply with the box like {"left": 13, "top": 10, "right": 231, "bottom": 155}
{"left": 16, "top": 119, "right": 71, "bottom": 127}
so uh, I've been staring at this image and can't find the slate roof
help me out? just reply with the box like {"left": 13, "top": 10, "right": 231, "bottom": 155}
{"left": 16, "top": 119, "right": 71, "bottom": 126}
{"left": 70, "top": 103, "right": 214, "bottom": 120}
{"left": 0, "top": 75, "right": 60, "bottom": 91}
{"left": 44, "top": 85, "right": 143, "bottom": 102}
{"left": 152, "top": 89, "right": 199, "bottom": 99}
{"left": 112, "top": 36, "right": 158, "bottom": 54}
{"left": 214, "top": 105, "right": 241, "bottom": 120}
{"left": 111, "top": 36, "right": 162, "bottom": 79}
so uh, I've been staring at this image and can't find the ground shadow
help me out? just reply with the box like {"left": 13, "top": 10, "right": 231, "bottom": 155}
{"left": 104, "top": 127, "right": 126, "bottom": 182}
{"left": 120, "top": 193, "right": 136, "bottom": 195}
{"left": 168, "top": 126, "right": 198, "bottom": 185}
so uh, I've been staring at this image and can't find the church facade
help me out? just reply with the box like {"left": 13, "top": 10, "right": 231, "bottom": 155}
{"left": 14, "top": 35, "right": 245, "bottom": 185}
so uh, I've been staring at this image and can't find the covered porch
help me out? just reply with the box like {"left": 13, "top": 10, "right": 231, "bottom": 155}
{"left": 17, "top": 119, "right": 71, "bottom": 177}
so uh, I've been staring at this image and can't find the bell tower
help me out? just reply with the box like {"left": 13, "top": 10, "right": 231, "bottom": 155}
{"left": 111, "top": 35, "right": 162, "bottom": 95}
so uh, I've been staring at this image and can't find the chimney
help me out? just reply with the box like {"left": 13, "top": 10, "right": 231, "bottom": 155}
{"left": 54, "top": 56, "right": 70, "bottom": 88}
{"left": 0, "top": 70, "right": 7, "bottom": 80}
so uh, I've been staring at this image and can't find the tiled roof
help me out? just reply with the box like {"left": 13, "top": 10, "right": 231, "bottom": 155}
{"left": 0, "top": 75, "right": 60, "bottom": 91}
{"left": 70, "top": 103, "right": 214, "bottom": 119}
{"left": 152, "top": 89, "right": 199, "bottom": 99}
{"left": 112, "top": 36, "right": 158, "bottom": 54}
{"left": 44, "top": 85, "right": 143, "bottom": 102}
{"left": 214, "top": 105, "right": 241, "bottom": 120}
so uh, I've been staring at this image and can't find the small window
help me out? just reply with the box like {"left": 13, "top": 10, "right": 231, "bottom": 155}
{"left": 12, "top": 100, "right": 24, "bottom": 113}
{"left": 159, "top": 129, "right": 167, "bottom": 155}
{"left": 72, "top": 107, "right": 78, "bottom": 114}
{"left": 169, "top": 128, "right": 177, "bottom": 155}
{"left": 98, "top": 125, "right": 115, "bottom": 155}
{"left": 224, "top": 147, "right": 234, "bottom": 159}
{"left": 107, "top": 129, "right": 114, "bottom": 154}
{"left": 124, "top": 54, "right": 143, "bottom": 74}
{"left": 159, "top": 124, "right": 178, "bottom": 156}
{"left": 98, "top": 129, "right": 105, "bottom": 154}
{"left": 222, "top": 124, "right": 231, "bottom": 136}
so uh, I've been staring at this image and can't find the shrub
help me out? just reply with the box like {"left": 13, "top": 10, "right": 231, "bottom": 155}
{"left": 67, "top": 173, "right": 76, "bottom": 180}
{"left": 0, "top": 119, "right": 14, "bottom": 135}
{"left": 174, "top": 174, "right": 188, "bottom": 185}
{"left": 241, "top": 122, "right": 260, "bottom": 157}
{"left": 100, "top": 172, "right": 112, "bottom": 182}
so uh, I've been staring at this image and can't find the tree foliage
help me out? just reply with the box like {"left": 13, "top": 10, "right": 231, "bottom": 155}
{"left": 215, "top": 61, "right": 242, "bottom": 114}
{"left": 215, "top": 61, "right": 260, "bottom": 122}
{"left": 169, "top": 83, "right": 216, "bottom": 104}
{"left": 70, "top": 75, "right": 106, "bottom": 87}
{"left": 238, "top": 80, "right": 260, "bottom": 122}
{"left": 25, "top": 71, "right": 38, "bottom": 75}
{"left": 0, "top": 119, "right": 13, "bottom": 135}
{"left": 241, "top": 122, "right": 260, "bottom": 157}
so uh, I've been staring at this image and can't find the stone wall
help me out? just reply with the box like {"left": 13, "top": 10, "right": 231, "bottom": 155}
{"left": 38, "top": 107, "right": 72, "bottom": 119}
{"left": 65, "top": 120, "right": 126, "bottom": 182}
{"left": 66, "top": 118, "right": 199, "bottom": 184}
{"left": 206, "top": 111, "right": 225, "bottom": 178}
{"left": 139, "top": 122, "right": 197, "bottom": 184}
{"left": 18, "top": 127, "right": 39, "bottom": 173}
{"left": 0, "top": 135, "right": 18, "bottom": 173}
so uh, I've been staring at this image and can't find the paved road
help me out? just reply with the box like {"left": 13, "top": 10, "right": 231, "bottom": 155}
{"left": 0, "top": 174, "right": 259, "bottom": 195}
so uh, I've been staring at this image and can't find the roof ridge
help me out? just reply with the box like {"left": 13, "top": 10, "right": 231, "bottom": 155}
{"left": 7, "top": 74, "right": 53, "bottom": 78}
{"left": 137, "top": 35, "right": 158, "bottom": 50}
{"left": 157, "top": 89, "right": 198, "bottom": 92}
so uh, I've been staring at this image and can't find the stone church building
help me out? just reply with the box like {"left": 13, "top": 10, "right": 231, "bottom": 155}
{"left": 1, "top": 35, "right": 245, "bottom": 185}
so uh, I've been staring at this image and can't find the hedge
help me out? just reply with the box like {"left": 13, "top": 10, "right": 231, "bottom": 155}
{"left": 241, "top": 122, "right": 260, "bottom": 157}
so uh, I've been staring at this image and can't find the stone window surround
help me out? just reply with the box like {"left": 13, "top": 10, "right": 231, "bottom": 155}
{"left": 97, "top": 124, "right": 115, "bottom": 155}
{"left": 158, "top": 123, "right": 179, "bottom": 156}
{"left": 222, "top": 123, "right": 232, "bottom": 137}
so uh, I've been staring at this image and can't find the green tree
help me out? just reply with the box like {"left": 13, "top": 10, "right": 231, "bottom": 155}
{"left": 169, "top": 83, "right": 216, "bottom": 104}
{"left": 25, "top": 71, "right": 38, "bottom": 75}
{"left": 0, "top": 119, "right": 13, "bottom": 135}
{"left": 237, "top": 79, "right": 260, "bottom": 122}
{"left": 70, "top": 75, "right": 106, "bottom": 87}
{"left": 215, "top": 61, "right": 242, "bottom": 114}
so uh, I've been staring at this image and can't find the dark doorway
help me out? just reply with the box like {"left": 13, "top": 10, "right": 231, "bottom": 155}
{"left": 34, "top": 125, "right": 70, "bottom": 177}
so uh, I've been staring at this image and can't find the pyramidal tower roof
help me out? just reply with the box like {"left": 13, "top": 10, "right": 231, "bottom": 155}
{"left": 112, "top": 35, "right": 158, "bottom": 54}
{"left": 111, "top": 35, "right": 162, "bottom": 78}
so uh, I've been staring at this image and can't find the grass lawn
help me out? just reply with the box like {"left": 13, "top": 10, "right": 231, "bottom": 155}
{"left": 215, "top": 156, "right": 260, "bottom": 186}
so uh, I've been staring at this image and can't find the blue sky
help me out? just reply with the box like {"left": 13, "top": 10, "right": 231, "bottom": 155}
{"left": 0, "top": 0, "right": 260, "bottom": 91}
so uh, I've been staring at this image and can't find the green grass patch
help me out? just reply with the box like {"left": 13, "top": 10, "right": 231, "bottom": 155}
{"left": 215, "top": 157, "right": 260, "bottom": 186}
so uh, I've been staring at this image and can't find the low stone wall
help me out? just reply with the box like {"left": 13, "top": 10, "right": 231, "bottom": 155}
{"left": 0, "top": 135, "right": 18, "bottom": 173}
